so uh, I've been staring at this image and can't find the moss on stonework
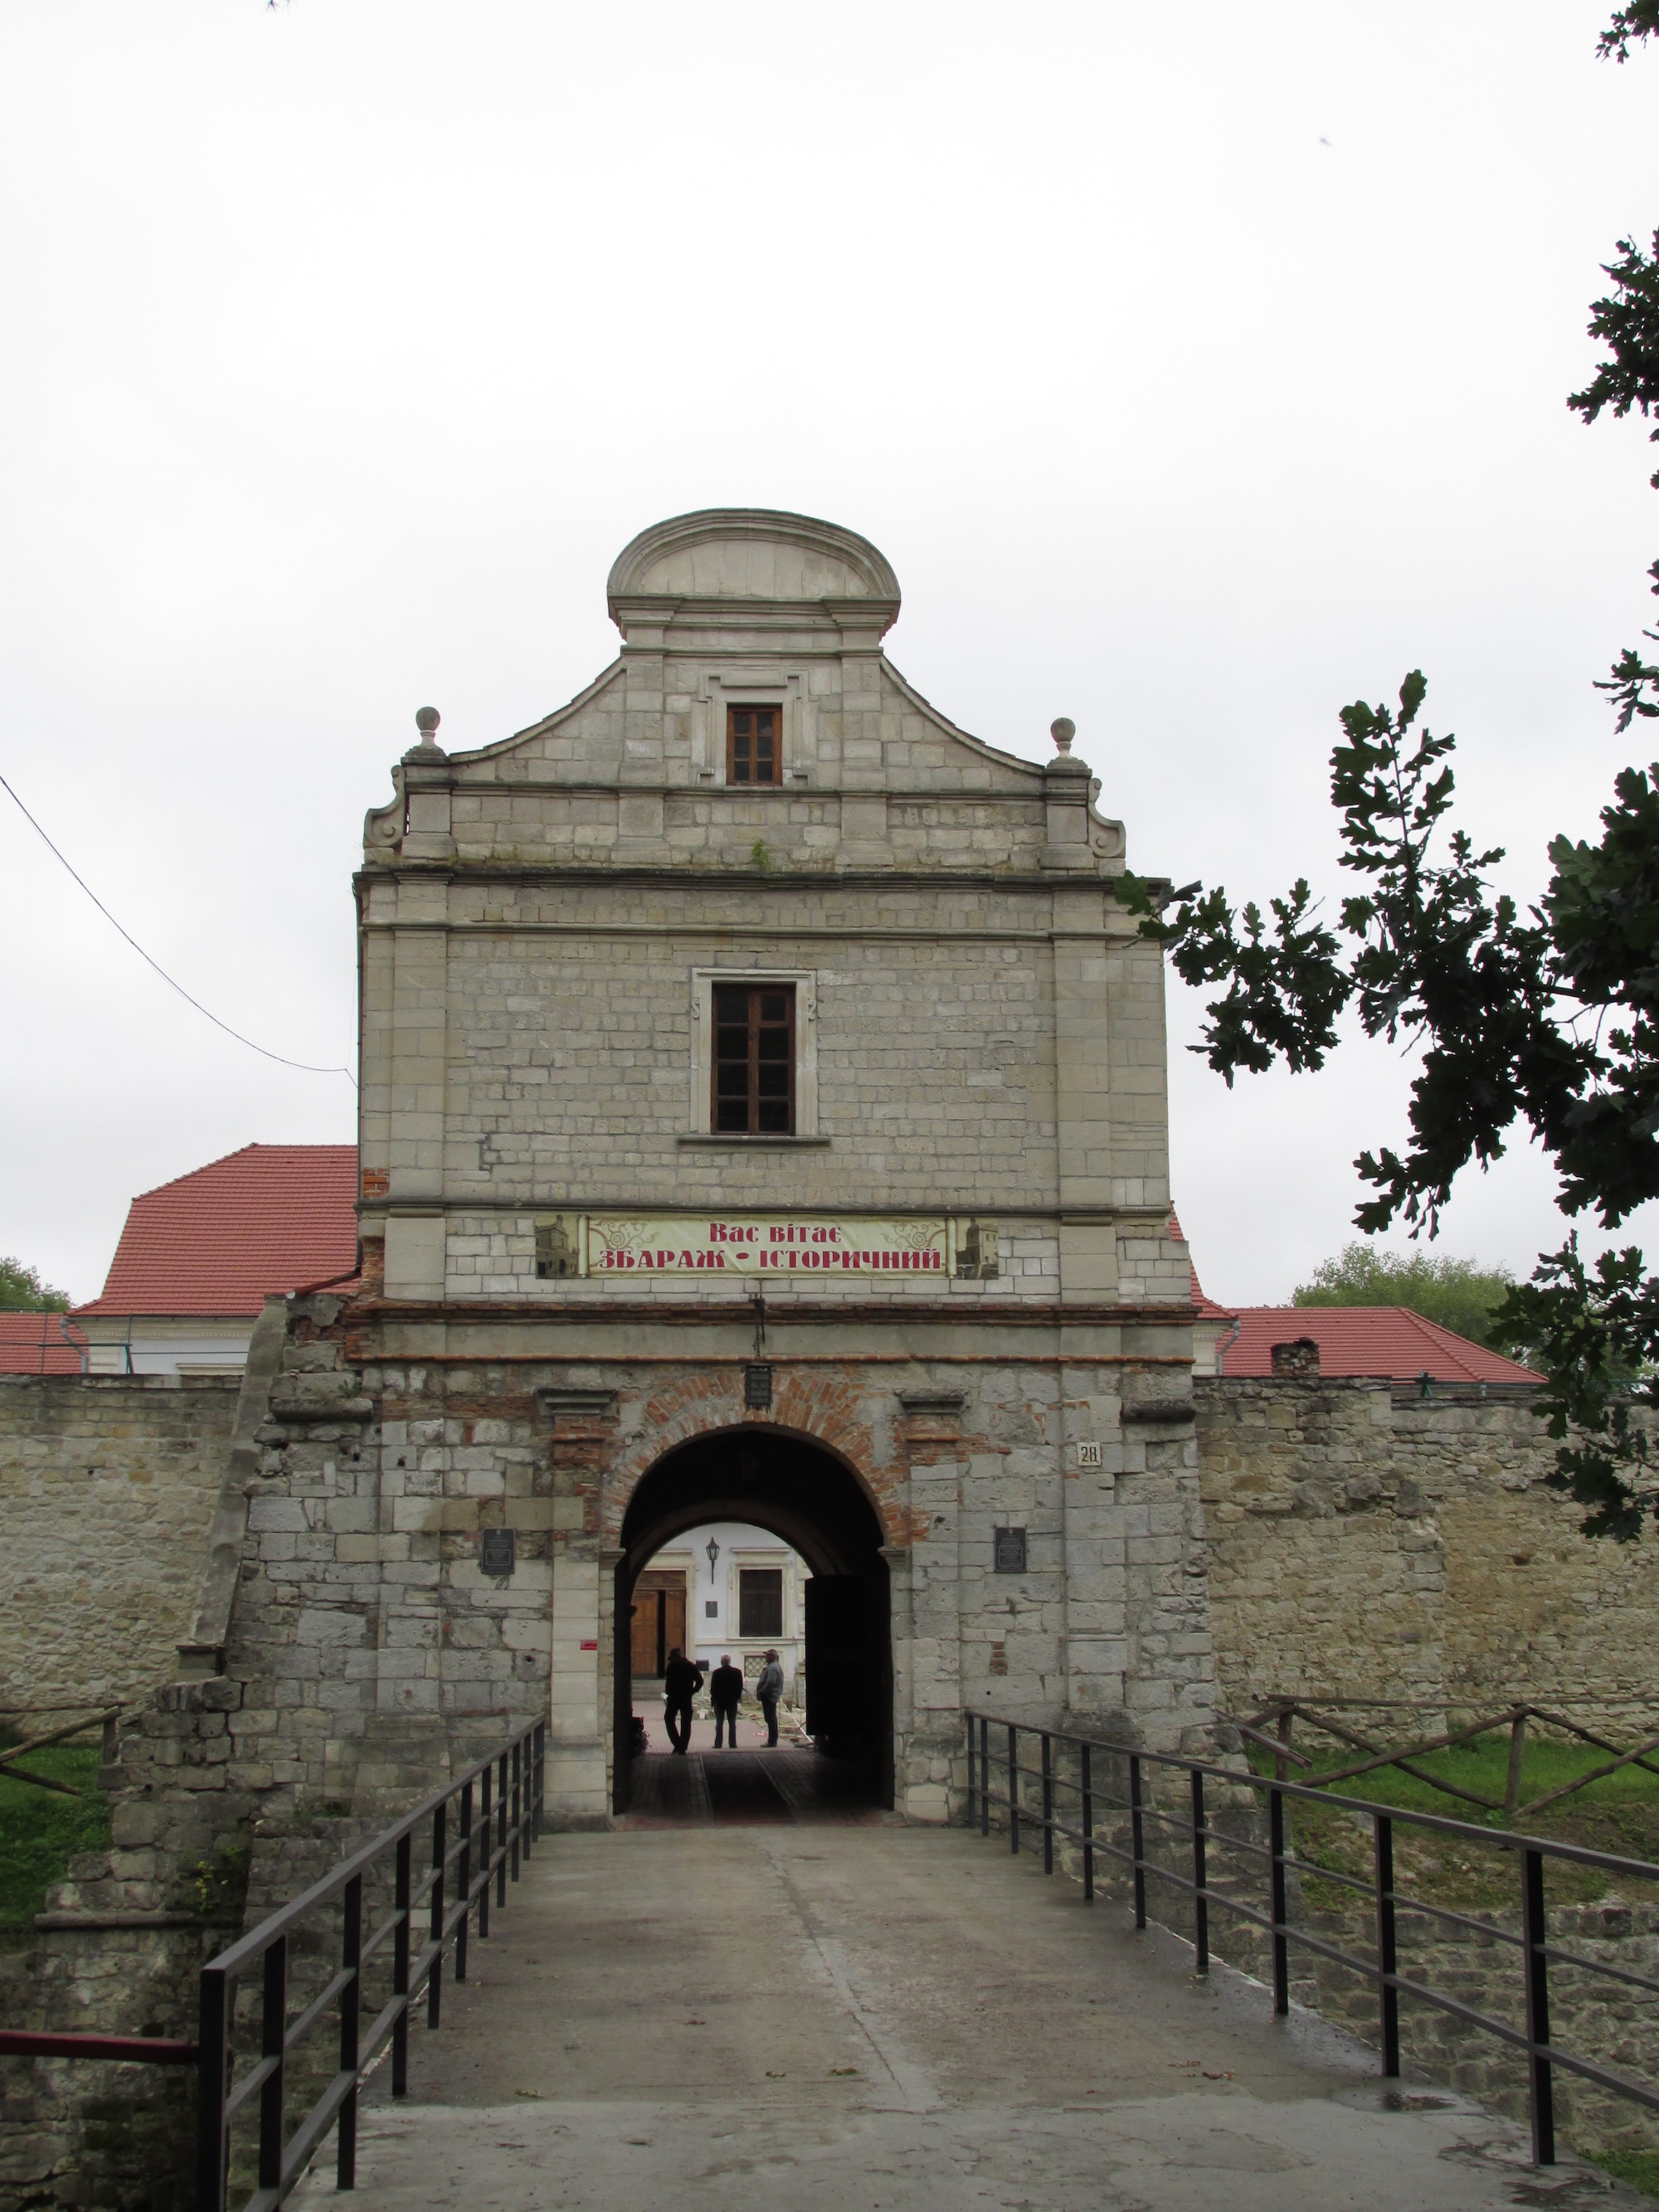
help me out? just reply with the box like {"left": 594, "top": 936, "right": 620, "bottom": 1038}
{"left": 189, "top": 1837, "right": 249, "bottom": 1920}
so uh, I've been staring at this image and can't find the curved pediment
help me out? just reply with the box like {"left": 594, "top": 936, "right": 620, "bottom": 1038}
{"left": 606, "top": 508, "right": 901, "bottom": 629}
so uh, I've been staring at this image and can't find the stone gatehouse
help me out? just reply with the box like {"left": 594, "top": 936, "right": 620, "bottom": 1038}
{"left": 328, "top": 505, "right": 1211, "bottom": 1823}
{"left": 15, "top": 508, "right": 1657, "bottom": 2212}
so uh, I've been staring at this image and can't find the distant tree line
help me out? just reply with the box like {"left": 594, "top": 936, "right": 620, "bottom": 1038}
{"left": 0, "top": 1257, "right": 68, "bottom": 1312}
{"left": 1292, "top": 1246, "right": 1518, "bottom": 1352}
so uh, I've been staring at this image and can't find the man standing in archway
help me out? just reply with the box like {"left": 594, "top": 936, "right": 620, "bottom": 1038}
{"left": 756, "top": 1650, "right": 784, "bottom": 1749}
{"left": 710, "top": 1654, "right": 743, "bottom": 1748}
{"left": 663, "top": 1646, "right": 703, "bottom": 1756}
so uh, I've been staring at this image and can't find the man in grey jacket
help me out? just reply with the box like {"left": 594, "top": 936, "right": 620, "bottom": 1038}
{"left": 755, "top": 1649, "right": 784, "bottom": 1748}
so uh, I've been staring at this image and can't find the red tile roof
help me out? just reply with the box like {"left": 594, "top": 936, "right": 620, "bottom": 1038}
{"left": 74, "top": 1145, "right": 359, "bottom": 1320}
{"left": 1215, "top": 1305, "right": 1540, "bottom": 1385}
{"left": 0, "top": 1312, "right": 85, "bottom": 1375}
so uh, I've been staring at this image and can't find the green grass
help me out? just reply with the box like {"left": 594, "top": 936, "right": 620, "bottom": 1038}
{"left": 1256, "top": 1730, "right": 1659, "bottom": 1825}
{"left": 1246, "top": 1732, "right": 1659, "bottom": 1911}
{"left": 0, "top": 1738, "right": 110, "bottom": 1934}
{"left": 1592, "top": 2146, "right": 1659, "bottom": 2199}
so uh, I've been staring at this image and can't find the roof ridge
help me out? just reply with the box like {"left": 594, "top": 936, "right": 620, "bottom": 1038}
{"left": 128, "top": 1140, "right": 261, "bottom": 1203}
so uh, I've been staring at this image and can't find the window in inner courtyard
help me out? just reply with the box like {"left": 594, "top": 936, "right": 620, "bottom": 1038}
{"left": 738, "top": 1567, "right": 785, "bottom": 1639}
{"left": 727, "top": 703, "right": 781, "bottom": 784}
{"left": 713, "top": 983, "right": 795, "bottom": 1134}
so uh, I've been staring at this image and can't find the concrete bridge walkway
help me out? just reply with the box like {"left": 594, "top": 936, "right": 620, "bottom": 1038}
{"left": 299, "top": 1811, "right": 1631, "bottom": 2211}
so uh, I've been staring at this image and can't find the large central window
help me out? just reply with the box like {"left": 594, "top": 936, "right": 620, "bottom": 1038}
{"left": 713, "top": 983, "right": 795, "bottom": 1134}
{"left": 727, "top": 703, "right": 781, "bottom": 784}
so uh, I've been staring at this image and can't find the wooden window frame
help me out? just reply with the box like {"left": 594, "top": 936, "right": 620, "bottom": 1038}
{"left": 711, "top": 982, "right": 795, "bottom": 1135}
{"left": 726, "top": 702, "right": 783, "bottom": 785}
{"left": 738, "top": 1567, "right": 785, "bottom": 1641}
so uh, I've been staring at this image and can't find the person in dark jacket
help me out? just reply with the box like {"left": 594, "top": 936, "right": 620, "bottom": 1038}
{"left": 662, "top": 1647, "right": 703, "bottom": 1755}
{"left": 709, "top": 1655, "right": 744, "bottom": 1748}
{"left": 755, "top": 1649, "right": 785, "bottom": 1748}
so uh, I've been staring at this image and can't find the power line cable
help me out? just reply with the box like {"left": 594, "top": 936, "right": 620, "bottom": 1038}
{"left": 1, "top": 771, "right": 358, "bottom": 1085}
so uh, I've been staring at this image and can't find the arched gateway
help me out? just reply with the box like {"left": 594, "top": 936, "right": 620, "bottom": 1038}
{"left": 345, "top": 508, "right": 1219, "bottom": 1826}
{"left": 617, "top": 1425, "right": 892, "bottom": 1806}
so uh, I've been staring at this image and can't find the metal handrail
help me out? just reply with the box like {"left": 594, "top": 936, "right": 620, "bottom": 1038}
{"left": 197, "top": 1716, "right": 545, "bottom": 2212}
{"left": 0, "top": 2030, "right": 197, "bottom": 2064}
{"left": 967, "top": 1710, "right": 1659, "bottom": 2169}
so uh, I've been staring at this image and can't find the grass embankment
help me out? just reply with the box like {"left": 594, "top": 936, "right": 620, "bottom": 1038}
{"left": 0, "top": 1735, "right": 109, "bottom": 1937}
{"left": 1249, "top": 1731, "right": 1659, "bottom": 1913}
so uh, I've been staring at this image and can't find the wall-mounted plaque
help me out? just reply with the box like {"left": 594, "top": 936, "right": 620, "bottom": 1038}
{"left": 743, "top": 1363, "right": 774, "bottom": 1409}
{"left": 479, "top": 1528, "right": 516, "bottom": 1578}
{"left": 1076, "top": 1441, "right": 1102, "bottom": 1469}
{"left": 993, "top": 1527, "right": 1027, "bottom": 1574}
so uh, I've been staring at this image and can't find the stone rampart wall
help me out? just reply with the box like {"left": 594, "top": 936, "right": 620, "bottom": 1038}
{"left": 1197, "top": 1377, "right": 1659, "bottom": 1732}
{"left": 0, "top": 1374, "right": 239, "bottom": 1716}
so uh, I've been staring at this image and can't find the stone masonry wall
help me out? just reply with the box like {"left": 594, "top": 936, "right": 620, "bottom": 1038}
{"left": 0, "top": 1374, "right": 240, "bottom": 1715}
{"left": 1198, "top": 1377, "right": 1659, "bottom": 1732}
{"left": 358, "top": 875, "right": 1182, "bottom": 1273}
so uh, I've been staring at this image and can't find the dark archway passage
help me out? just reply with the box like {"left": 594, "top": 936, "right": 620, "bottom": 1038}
{"left": 614, "top": 1427, "right": 891, "bottom": 1816}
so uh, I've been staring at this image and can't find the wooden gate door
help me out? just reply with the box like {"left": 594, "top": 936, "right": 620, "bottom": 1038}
{"left": 630, "top": 1572, "right": 688, "bottom": 1677}
{"left": 662, "top": 1578, "right": 687, "bottom": 1664}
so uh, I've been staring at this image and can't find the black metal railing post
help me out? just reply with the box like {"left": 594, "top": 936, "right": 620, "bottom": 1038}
{"left": 392, "top": 1830, "right": 411, "bottom": 2097}
{"left": 533, "top": 1720, "right": 546, "bottom": 1840}
{"left": 1268, "top": 1782, "right": 1289, "bottom": 2015}
{"left": 497, "top": 1752, "right": 509, "bottom": 1907}
{"left": 456, "top": 1781, "right": 473, "bottom": 1984}
{"left": 428, "top": 1800, "right": 447, "bottom": 2030}
{"left": 1374, "top": 1812, "right": 1399, "bottom": 2078}
{"left": 1007, "top": 1724, "right": 1020, "bottom": 1855}
{"left": 1190, "top": 1768, "right": 1209, "bottom": 1976}
{"left": 1522, "top": 1845, "right": 1556, "bottom": 2166}
{"left": 1041, "top": 1732, "right": 1054, "bottom": 1874}
{"left": 479, "top": 1761, "right": 493, "bottom": 1938}
{"left": 257, "top": 1935, "right": 286, "bottom": 2200}
{"left": 337, "top": 1873, "right": 362, "bottom": 2190}
{"left": 979, "top": 1718, "right": 990, "bottom": 1836}
{"left": 1080, "top": 1740, "right": 1095, "bottom": 1904}
{"left": 1129, "top": 1753, "right": 1146, "bottom": 1929}
{"left": 196, "top": 1965, "right": 230, "bottom": 2212}
{"left": 966, "top": 1711, "right": 976, "bottom": 1827}
{"left": 511, "top": 1742, "right": 523, "bottom": 1882}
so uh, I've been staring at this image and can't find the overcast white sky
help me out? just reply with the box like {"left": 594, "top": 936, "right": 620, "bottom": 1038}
{"left": 3, "top": 1, "right": 1657, "bottom": 1306}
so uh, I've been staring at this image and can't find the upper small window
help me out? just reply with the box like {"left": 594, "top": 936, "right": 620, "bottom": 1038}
{"left": 713, "top": 983, "right": 795, "bottom": 1134}
{"left": 727, "top": 703, "right": 782, "bottom": 785}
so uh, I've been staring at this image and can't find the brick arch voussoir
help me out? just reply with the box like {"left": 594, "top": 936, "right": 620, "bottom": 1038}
{"left": 601, "top": 1364, "right": 900, "bottom": 1547}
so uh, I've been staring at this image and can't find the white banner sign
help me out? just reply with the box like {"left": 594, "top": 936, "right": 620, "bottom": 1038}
{"left": 531, "top": 1213, "right": 999, "bottom": 1281}
{"left": 584, "top": 1213, "right": 952, "bottom": 1276}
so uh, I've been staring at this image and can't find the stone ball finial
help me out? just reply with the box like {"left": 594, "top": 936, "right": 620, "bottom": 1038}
{"left": 415, "top": 706, "right": 441, "bottom": 737}
{"left": 1050, "top": 717, "right": 1075, "bottom": 754}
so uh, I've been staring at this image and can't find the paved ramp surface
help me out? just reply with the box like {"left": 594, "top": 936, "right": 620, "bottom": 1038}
{"left": 299, "top": 1820, "right": 1636, "bottom": 2211}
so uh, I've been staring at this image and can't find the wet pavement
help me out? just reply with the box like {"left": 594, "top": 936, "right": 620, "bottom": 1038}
{"left": 296, "top": 1819, "right": 1637, "bottom": 2211}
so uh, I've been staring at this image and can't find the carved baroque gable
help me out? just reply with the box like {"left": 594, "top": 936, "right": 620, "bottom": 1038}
{"left": 363, "top": 509, "right": 1125, "bottom": 875}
